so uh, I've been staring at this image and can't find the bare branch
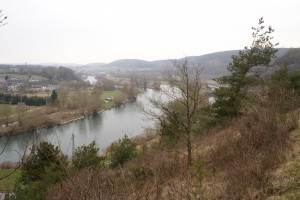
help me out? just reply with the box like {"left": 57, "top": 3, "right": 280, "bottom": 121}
{"left": 0, "top": 126, "right": 29, "bottom": 181}
{"left": 0, "top": 10, "right": 7, "bottom": 27}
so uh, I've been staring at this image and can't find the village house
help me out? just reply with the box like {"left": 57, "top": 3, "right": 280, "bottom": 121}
{"left": 29, "top": 84, "right": 60, "bottom": 92}
{"left": 0, "top": 78, "right": 7, "bottom": 90}
{"left": 6, "top": 79, "right": 27, "bottom": 92}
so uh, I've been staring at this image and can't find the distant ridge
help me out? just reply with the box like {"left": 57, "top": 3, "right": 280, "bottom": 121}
{"left": 75, "top": 50, "right": 242, "bottom": 78}
{"left": 0, "top": 48, "right": 292, "bottom": 78}
{"left": 76, "top": 49, "right": 289, "bottom": 78}
{"left": 39, "top": 63, "right": 82, "bottom": 67}
{"left": 89, "top": 49, "right": 289, "bottom": 78}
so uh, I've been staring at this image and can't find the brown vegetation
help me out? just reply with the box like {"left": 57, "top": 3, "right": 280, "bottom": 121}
{"left": 43, "top": 86, "right": 300, "bottom": 199}
{"left": 47, "top": 146, "right": 201, "bottom": 200}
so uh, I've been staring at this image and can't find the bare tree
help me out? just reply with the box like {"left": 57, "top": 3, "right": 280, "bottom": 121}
{"left": 0, "top": 10, "right": 7, "bottom": 27}
{"left": 142, "top": 58, "right": 205, "bottom": 166}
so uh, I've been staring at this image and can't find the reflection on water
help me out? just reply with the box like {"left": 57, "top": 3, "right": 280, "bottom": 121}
{"left": 0, "top": 89, "right": 159, "bottom": 163}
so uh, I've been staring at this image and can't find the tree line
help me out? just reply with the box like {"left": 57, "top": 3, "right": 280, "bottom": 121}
{"left": 0, "top": 93, "right": 47, "bottom": 106}
{"left": 0, "top": 66, "right": 79, "bottom": 82}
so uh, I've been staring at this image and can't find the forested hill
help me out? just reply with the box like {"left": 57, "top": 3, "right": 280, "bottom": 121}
{"left": 79, "top": 50, "right": 241, "bottom": 78}
{"left": 274, "top": 48, "right": 300, "bottom": 67}
{"left": 259, "top": 48, "right": 300, "bottom": 77}
{"left": 78, "top": 48, "right": 290, "bottom": 78}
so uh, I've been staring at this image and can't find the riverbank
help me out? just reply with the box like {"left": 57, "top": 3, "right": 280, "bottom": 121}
{"left": 0, "top": 88, "right": 157, "bottom": 164}
{"left": 0, "top": 99, "right": 132, "bottom": 137}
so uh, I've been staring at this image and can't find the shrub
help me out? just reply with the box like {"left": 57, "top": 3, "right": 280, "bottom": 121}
{"left": 12, "top": 142, "right": 68, "bottom": 200}
{"left": 72, "top": 141, "right": 102, "bottom": 170}
{"left": 110, "top": 135, "right": 137, "bottom": 168}
{"left": 131, "top": 166, "right": 153, "bottom": 181}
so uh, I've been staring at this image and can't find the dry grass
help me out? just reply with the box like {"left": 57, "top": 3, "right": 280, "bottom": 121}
{"left": 265, "top": 128, "right": 300, "bottom": 199}
{"left": 206, "top": 98, "right": 298, "bottom": 199}
{"left": 46, "top": 146, "right": 202, "bottom": 200}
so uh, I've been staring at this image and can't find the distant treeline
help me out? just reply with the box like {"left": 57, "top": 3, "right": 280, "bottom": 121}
{"left": 0, "top": 65, "right": 79, "bottom": 81}
{"left": 0, "top": 93, "right": 46, "bottom": 106}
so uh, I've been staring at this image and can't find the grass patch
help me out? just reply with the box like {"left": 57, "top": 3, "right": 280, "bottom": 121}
{"left": 0, "top": 169, "right": 21, "bottom": 191}
{"left": 23, "top": 92, "right": 50, "bottom": 98}
{"left": 0, "top": 104, "right": 42, "bottom": 125}
{"left": 31, "top": 75, "right": 47, "bottom": 80}
{"left": 0, "top": 105, "right": 17, "bottom": 118}
{"left": 101, "top": 91, "right": 123, "bottom": 100}
{"left": 101, "top": 91, "right": 125, "bottom": 109}
{"left": 68, "top": 90, "right": 91, "bottom": 97}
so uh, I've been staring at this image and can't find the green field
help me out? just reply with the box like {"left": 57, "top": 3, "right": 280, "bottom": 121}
{"left": 0, "top": 90, "right": 125, "bottom": 124}
{"left": 0, "top": 169, "right": 21, "bottom": 191}
{"left": 101, "top": 91, "right": 123, "bottom": 100}
{"left": 23, "top": 92, "right": 50, "bottom": 97}
{"left": 101, "top": 91, "right": 125, "bottom": 108}
{"left": 0, "top": 104, "right": 42, "bottom": 124}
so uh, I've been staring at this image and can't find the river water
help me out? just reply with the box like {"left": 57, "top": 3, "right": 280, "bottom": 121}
{"left": 0, "top": 89, "right": 158, "bottom": 163}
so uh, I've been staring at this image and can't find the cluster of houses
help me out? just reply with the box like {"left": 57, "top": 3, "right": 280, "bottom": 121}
{"left": 28, "top": 84, "right": 60, "bottom": 92}
{"left": 0, "top": 76, "right": 59, "bottom": 92}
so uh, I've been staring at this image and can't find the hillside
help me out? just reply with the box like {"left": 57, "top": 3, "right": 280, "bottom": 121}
{"left": 105, "top": 59, "right": 153, "bottom": 69}
{"left": 75, "top": 50, "right": 241, "bottom": 78}
{"left": 274, "top": 48, "right": 300, "bottom": 66}
{"left": 75, "top": 48, "right": 290, "bottom": 78}
{"left": 44, "top": 109, "right": 300, "bottom": 200}
{"left": 259, "top": 48, "right": 300, "bottom": 77}
{"left": 73, "top": 62, "right": 107, "bottom": 74}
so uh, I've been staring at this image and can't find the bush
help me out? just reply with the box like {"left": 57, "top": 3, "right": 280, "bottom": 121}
{"left": 72, "top": 141, "right": 102, "bottom": 170}
{"left": 110, "top": 135, "right": 137, "bottom": 168}
{"left": 131, "top": 166, "right": 153, "bottom": 181}
{"left": 12, "top": 142, "right": 68, "bottom": 200}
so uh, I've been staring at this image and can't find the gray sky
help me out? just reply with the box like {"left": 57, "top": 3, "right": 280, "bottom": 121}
{"left": 0, "top": 0, "right": 299, "bottom": 64}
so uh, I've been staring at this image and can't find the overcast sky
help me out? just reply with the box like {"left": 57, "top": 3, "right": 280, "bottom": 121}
{"left": 0, "top": 0, "right": 299, "bottom": 64}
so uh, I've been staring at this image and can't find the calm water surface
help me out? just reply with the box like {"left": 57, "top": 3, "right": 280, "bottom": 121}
{"left": 0, "top": 89, "right": 158, "bottom": 163}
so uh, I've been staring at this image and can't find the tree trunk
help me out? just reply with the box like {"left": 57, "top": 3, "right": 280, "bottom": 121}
{"left": 187, "top": 135, "right": 192, "bottom": 166}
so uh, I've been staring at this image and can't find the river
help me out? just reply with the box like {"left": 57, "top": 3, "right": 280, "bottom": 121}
{"left": 0, "top": 89, "right": 158, "bottom": 163}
